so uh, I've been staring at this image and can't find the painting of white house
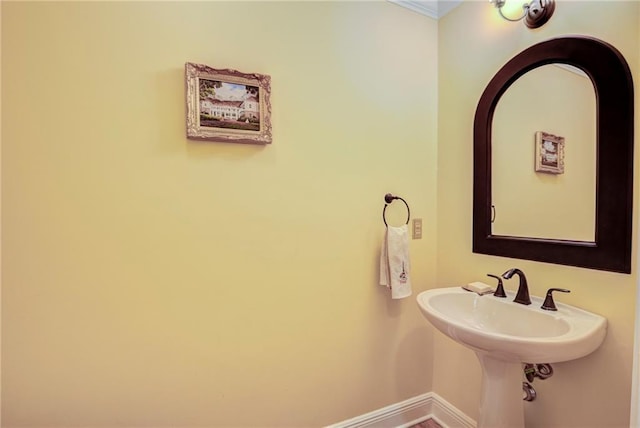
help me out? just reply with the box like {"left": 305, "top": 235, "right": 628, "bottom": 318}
{"left": 199, "top": 78, "right": 260, "bottom": 131}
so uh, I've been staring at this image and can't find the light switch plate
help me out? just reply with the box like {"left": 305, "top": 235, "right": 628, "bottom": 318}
{"left": 412, "top": 218, "right": 423, "bottom": 239}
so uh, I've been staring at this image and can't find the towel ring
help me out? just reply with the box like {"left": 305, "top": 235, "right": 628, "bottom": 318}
{"left": 383, "top": 193, "right": 410, "bottom": 226}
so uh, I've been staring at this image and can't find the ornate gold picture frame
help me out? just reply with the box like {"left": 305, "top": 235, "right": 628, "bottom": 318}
{"left": 185, "top": 63, "right": 272, "bottom": 144}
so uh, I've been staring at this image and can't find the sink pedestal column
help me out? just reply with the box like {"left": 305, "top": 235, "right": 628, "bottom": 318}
{"left": 476, "top": 353, "right": 525, "bottom": 428}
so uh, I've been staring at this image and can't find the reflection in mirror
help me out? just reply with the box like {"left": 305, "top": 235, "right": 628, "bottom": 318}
{"left": 491, "top": 65, "right": 596, "bottom": 241}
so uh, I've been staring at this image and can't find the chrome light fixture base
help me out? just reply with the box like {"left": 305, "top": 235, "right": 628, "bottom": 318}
{"left": 524, "top": 0, "right": 555, "bottom": 28}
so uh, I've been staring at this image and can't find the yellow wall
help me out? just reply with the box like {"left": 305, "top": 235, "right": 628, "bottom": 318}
{"left": 1, "top": 2, "right": 439, "bottom": 426}
{"left": 437, "top": 1, "right": 638, "bottom": 427}
{"left": 4, "top": 1, "right": 640, "bottom": 427}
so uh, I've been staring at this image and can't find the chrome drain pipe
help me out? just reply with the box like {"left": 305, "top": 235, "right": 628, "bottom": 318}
{"left": 523, "top": 382, "right": 537, "bottom": 401}
{"left": 524, "top": 363, "right": 554, "bottom": 382}
{"left": 522, "top": 363, "right": 554, "bottom": 401}
{"left": 535, "top": 363, "right": 554, "bottom": 379}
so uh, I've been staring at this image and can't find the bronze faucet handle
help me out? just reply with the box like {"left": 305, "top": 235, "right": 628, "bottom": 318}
{"left": 487, "top": 274, "right": 506, "bottom": 298}
{"left": 541, "top": 288, "right": 571, "bottom": 311}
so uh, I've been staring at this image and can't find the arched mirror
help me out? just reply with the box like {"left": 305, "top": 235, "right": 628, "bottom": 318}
{"left": 473, "top": 36, "right": 634, "bottom": 273}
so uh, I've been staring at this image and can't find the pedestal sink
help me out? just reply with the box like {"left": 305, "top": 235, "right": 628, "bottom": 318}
{"left": 416, "top": 287, "right": 607, "bottom": 428}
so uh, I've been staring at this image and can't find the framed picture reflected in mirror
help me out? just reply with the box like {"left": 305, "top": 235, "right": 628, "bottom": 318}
{"left": 535, "top": 131, "right": 564, "bottom": 174}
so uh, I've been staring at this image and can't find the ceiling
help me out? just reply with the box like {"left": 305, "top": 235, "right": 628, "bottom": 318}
{"left": 389, "top": 0, "right": 463, "bottom": 19}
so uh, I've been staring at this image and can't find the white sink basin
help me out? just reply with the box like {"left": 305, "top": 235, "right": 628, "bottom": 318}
{"left": 417, "top": 287, "right": 606, "bottom": 363}
{"left": 417, "top": 286, "right": 607, "bottom": 428}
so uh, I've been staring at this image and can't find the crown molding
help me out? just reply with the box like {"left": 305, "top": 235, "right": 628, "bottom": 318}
{"left": 389, "top": 0, "right": 462, "bottom": 19}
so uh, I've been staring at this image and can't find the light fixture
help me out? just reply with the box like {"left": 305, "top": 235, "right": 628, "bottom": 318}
{"left": 491, "top": 0, "right": 555, "bottom": 29}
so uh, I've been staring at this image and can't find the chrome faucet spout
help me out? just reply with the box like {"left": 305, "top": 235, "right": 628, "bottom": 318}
{"left": 502, "top": 268, "right": 532, "bottom": 305}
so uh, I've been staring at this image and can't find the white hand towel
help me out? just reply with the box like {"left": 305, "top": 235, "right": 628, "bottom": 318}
{"left": 379, "top": 224, "right": 412, "bottom": 299}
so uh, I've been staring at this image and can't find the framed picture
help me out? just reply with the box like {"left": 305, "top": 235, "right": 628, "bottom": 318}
{"left": 185, "top": 63, "right": 272, "bottom": 144}
{"left": 535, "top": 131, "right": 565, "bottom": 174}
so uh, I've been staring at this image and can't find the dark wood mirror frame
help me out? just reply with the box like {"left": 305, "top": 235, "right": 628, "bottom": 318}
{"left": 473, "top": 36, "right": 634, "bottom": 273}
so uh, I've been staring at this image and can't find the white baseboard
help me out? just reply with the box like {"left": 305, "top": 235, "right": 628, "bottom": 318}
{"left": 326, "top": 391, "right": 476, "bottom": 428}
